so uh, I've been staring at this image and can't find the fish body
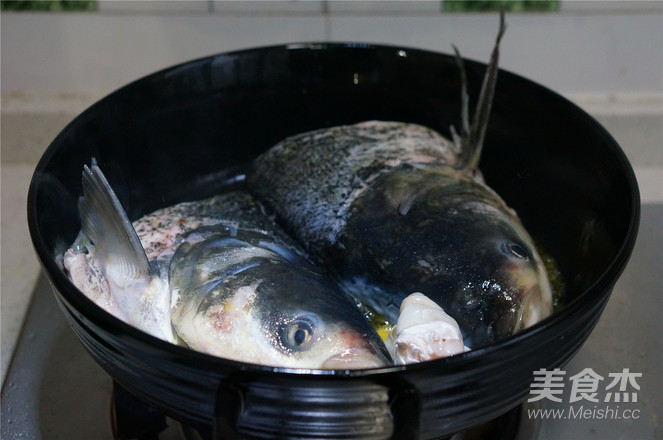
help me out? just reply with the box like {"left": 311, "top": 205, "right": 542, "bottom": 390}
{"left": 249, "top": 122, "right": 552, "bottom": 348}
{"left": 248, "top": 14, "right": 553, "bottom": 349}
{"left": 247, "top": 121, "right": 458, "bottom": 260}
{"left": 64, "top": 161, "right": 390, "bottom": 369}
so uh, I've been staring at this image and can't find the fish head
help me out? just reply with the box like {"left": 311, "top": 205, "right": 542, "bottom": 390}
{"left": 445, "top": 198, "right": 554, "bottom": 347}
{"left": 171, "top": 237, "right": 391, "bottom": 369}
{"left": 346, "top": 167, "right": 553, "bottom": 349}
{"left": 262, "top": 310, "right": 391, "bottom": 370}
{"left": 401, "top": 172, "right": 553, "bottom": 348}
{"left": 255, "top": 270, "right": 393, "bottom": 370}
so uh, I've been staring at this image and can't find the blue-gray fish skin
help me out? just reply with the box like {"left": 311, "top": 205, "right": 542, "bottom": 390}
{"left": 248, "top": 121, "right": 457, "bottom": 259}
{"left": 248, "top": 14, "right": 552, "bottom": 349}
{"left": 168, "top": 220, "right": 392, "bottom": 369}
{"left": 248, "top": 121, "right": 553, "bottom": 349}
{"left": 65, "top": 162, "right": 390, "bottom": 369}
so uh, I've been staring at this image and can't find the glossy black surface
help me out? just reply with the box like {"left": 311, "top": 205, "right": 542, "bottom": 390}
{"left": 27, "top": 43, "right": 639, "bottom": 439}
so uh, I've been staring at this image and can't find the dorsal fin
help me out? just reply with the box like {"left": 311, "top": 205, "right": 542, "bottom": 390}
{"left": 79, "top": 158, "right": 152, "bottom": 285}
{"left": 451, "top": 10, "right": 507, "bottom": 175}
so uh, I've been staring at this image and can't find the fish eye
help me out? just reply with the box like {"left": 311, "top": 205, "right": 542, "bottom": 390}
{"left": 283, "top": 318, "right": 315, "bottom": 351}
{"left": 502, "top": 242, "right": 530, "bottom": 260}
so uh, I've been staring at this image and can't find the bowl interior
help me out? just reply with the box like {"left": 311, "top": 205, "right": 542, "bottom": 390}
{"left": 28, "top": 43, "right": 639, "bottom": 436}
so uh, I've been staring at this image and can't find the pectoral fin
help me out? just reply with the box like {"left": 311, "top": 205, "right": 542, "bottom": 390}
{"left": 78, "top": 158, "right": 152, "bottom": 287}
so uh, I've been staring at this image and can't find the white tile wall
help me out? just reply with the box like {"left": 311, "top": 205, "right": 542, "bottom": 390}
{"left": 98, "top": 0, "right": 210, "bottom": 13}
{"left": 2, "top": 3, "right": 661, "bottom": 98}
{"left": 88, "top": 0, "right": 663, "bottom": 14}
{"left": 559, "top": 0, "right": 663, "bottom": 12}
{"left": 96, "top": 0, "right": 444, "bottom": 14}
{"left": 327, "top": 1, "right": 442, "bottom": 14}
{"left": 326, "top": 12, "right": 663, "bottom": 96}
{"left": 92, "top": 0, "right": 663, "bottom": 15}
{"left": 212, "top": 1, "right": 324, "bottom": 14}
{"left": 1, "top": 14, "right": 327, "bottom": 95}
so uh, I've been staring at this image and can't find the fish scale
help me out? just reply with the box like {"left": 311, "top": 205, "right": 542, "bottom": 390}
{"left": 251, "top": 121, "right": 459, "bottom": 258}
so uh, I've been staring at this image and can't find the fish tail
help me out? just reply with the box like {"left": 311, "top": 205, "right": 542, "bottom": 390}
{"left": 79, "top": 158, "right": 152, "bottom": 283}
{"left": 452, "top": 10, "right": 507, "bottom": 174}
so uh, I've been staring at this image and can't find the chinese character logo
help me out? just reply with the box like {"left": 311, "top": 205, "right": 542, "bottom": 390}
{"left": 569, "top": 368, "right": 604, "bottom": 403}
{"left": 527, "top": 367, "right": 642, "bottom": 403}
{"left": 528, "top": 368, "right": 566, "bottom": 402}
{"left": 604, "top": 368, "right": 642, "bottom": 403}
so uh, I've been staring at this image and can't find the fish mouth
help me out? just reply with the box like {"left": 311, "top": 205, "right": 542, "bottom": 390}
{"left": 321, "top": 348, "right": 388, "bottom": 369}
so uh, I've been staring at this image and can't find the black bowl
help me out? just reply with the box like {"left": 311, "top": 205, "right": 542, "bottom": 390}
{"left": 28, "top": 43, "right": 639, "bottom": 439}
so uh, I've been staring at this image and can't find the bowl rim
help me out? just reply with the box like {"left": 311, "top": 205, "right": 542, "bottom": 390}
{"left": 27, "top": 41, "right": 641, "bottom": 378}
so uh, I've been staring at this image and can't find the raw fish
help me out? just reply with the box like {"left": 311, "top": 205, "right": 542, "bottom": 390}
{"left": 64, "top": 160, "right": 391, "bottom": 369}
{"left": 248, "top": 13, "right": 553, "bottom": 349}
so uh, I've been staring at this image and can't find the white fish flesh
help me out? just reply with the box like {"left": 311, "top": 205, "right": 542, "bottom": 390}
{"left": 386, "top": 293, "right": 468, "bottom": 365}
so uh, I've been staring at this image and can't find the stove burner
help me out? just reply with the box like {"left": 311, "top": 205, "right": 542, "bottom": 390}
{"left": 110, "top": 381, "right": 539, "bottom": 440}
{"left": 111, "top": 382, "right": 210, "bottom": 440}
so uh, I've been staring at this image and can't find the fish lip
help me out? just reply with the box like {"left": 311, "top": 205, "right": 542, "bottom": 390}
{"left": 321, "top": 347, "right": 389, "bottom": 370}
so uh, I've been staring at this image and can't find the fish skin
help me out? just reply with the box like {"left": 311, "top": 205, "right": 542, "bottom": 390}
{"left": 169, "top": 232, "right": 391, "bottom": 368}
{"left": 338, "top": 164, "right": 553, "bottom": 347}
{"left": 248, "top": 121, "right": 459, "bottom": 259}
{"left": 248, "top": 122, "right": 552, "bottom": 348}
{"left": 247, "top": 13, "right": 552, "bottom": 349}
{"left": 66, "top": 166, "right": 279, "bottom": 341}
{"left": 65, "top": 162, "right": 391, "bottom": 369}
